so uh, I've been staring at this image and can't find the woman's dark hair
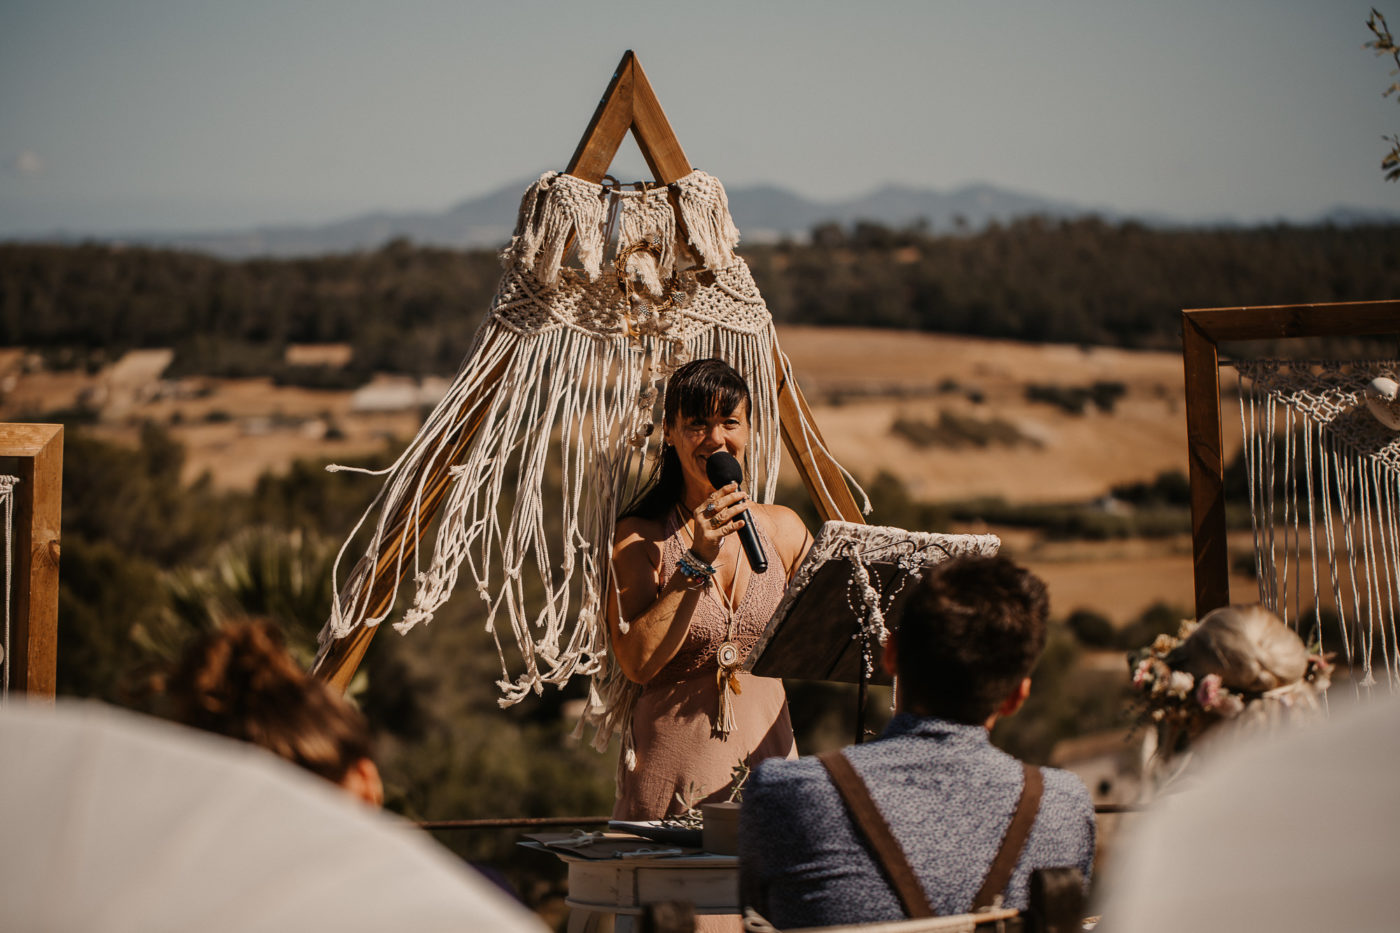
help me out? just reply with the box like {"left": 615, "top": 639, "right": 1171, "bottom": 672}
{"left": 166, "top": 619, "right": 373, "bottom": 785}
{"left": 622, "top": 358, "right": 751, "bottom": 521}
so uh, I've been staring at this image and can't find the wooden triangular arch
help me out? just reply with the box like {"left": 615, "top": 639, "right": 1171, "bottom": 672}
{"left": 312, "top": 51, "right": 862, "bottom": 689}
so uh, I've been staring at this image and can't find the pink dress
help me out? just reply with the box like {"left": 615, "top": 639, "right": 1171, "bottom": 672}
{"left": 613, "top": 510, "right": 797, "bottom": 820}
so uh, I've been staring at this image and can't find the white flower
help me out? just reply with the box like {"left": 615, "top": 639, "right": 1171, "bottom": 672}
{"left": 1167, "top": 671, "right": 1195, "bottom": 698}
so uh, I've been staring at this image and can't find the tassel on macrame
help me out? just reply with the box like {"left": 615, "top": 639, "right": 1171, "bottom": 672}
{"left": 675, "top": 171, "right": 741, "bottom": 270}
{"left": 507, "top": 172, "right": 607, "bottom": 285}
{"left": 714, "top": 669, "right": 742, "bottom": 739}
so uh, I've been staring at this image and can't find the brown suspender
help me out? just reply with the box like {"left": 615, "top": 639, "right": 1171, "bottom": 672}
{"left": 817, "top": 750, "right": 933, "bottom": 918}
{"left": 973, "top": 762, "right": 1044, "bottom": 910}
{"left": 816, "top": 750, "right": 1044, "bottom": 919}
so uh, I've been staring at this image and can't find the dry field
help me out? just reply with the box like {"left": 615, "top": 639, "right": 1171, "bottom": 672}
{"left": 1, "top": 328, "right": 1259, "bottom": 623}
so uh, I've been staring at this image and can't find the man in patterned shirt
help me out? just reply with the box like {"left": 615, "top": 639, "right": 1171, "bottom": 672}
{"left": 738, "top": 555, "right": 1095, "bottom": 928}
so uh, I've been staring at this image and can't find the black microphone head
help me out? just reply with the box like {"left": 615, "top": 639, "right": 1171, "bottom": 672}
{"left": 705, "top": 451, "right": 744, "bottom": 488}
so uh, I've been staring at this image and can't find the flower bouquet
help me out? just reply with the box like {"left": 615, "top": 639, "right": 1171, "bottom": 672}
{"left": 1128, "top": 604, "right": 1332, "bottom": 790}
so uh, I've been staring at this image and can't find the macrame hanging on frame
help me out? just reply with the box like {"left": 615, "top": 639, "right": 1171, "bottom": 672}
{"left": 1232, "top": 359, "right": 1400, "bottom": 694}
{"left": 319, "top": 170, "right": 864, "bottom": 755}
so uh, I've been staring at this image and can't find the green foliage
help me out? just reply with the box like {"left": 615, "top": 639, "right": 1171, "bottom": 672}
{"left": 1024, "top": 380, "right": 1126, "bottom": 415}
{"left": 941, "top": 496, "right": 1191, "bottom": 540}
{"left": 1065, "top": 608, "right": 1117, "bottom": 648}
{"left": 7, "top": 221, "right": 1400, "bottom": 372}
{"left": 1366, "top": 8, "right": 1400, "bottom": 181}
{"left": 1111, "top": 469, "right": 1192, "bottom": 507}
{"left": 164, "top": 526, "right": 340, "bottom": 665}
{"left": 1116, "top": 601, "right": 1190, "bottom": 651}
{"left": 56, "top": 535, "right": 176, "bottom": 703}
{"left": 890, "top": 411, "right": 1039, "bottom": 449}
{"left": 861, "top": 471, "right": 953, "bottom": 532}
{"left": 50, "top": 422, "right": 613, "bottom": 873}
{"left": 63, "top": 422, "right": 235, "bottom": 567}
{"left": 992, "top": 624, "right": 1130, "bottom": 764}
{"left": 745, "top": 218, "right": 1400, "bottom": 349}
{"left": 0, "top": 241, "right": 502, "bottom": 375}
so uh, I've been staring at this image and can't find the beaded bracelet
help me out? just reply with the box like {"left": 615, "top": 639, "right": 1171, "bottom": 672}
{"left": 676, "top": 550, "right": 716, "bottom": 585}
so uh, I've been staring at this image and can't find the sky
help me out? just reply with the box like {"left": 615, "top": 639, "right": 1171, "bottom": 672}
{"left": 2, "top": 0, "right": 1399, "bottom": 236}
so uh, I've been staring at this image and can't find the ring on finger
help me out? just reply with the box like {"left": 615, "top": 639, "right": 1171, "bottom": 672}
{"left": 702, "top": 501, "right": 717, "bottom": 516}
{"left": 709, "top": 515, "right": 724, "bottom": 529}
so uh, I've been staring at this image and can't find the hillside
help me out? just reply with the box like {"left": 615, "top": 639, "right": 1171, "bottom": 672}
{"left": 1, "top": 327, "right": 1257, "bottom": 624}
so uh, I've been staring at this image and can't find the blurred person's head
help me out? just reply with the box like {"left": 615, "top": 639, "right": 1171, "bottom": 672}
{"left": 167, "top": 619, "right": 382, "bottom": 806}
{"left": 884, "top": 555, "right": 1049, "bottom": 727}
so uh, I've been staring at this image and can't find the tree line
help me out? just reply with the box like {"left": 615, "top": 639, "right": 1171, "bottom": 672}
{"left": 4, "top": 218, "right": 1399, "bottom": 380}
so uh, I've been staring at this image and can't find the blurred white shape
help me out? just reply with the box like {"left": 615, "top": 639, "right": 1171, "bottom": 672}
{"left": 1097, "top": 696, "right": 1400, "bottom": 932}
{"left": 11, "top": 150, "right": 43, "bottom": 176}
{"left": 0, "top": 700, "right": 545, "bottom": 933}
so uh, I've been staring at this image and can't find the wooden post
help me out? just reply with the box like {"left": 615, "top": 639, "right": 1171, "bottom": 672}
{"left": 1025, "top": 867, "right": 1084, "bottom": 933}
{"left": 1182, "top": 314, "right": 1229, "bottom": 617}
{"left": 0, "top": 423, "right": 62, "bottom": 698}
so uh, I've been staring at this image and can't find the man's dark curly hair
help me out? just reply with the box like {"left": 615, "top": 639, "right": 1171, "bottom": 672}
{"left": 893, "top": 555, "right": 1049, "bottom": 724}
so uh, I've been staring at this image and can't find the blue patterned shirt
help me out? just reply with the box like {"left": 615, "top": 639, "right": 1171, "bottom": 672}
{"left": 738, "top": 713, "right": 1095, "bottom": 928}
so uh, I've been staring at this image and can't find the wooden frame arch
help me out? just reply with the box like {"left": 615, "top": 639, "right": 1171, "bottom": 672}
{"left": 312, "top": 52, "right": 862, "bottom": 689}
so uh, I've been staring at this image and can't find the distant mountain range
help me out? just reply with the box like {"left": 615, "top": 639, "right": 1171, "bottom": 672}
{"left": 13, "top": 180, "right": 1400, "bottom": 259}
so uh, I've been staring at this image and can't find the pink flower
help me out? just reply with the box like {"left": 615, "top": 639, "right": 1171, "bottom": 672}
{"left": 1196, "top": 673, "right": 1224, "bottom": 710}
{"left": 1132, "top": 658, "right": 1154, "bottom": 687}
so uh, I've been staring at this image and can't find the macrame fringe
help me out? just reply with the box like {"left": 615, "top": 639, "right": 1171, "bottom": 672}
{"left": 1235, "top": 359, "right": 1400, "bottom": 696}
{"left": 674, "top": 171, "right": 741, "bottom": 270}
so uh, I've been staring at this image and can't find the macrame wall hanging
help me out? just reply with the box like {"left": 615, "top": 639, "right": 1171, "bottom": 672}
{"left": 319, "top": 168, "right": 864, "bottom": 753}
{"left": 1233, "top": 359, "right": 1400, "bottom": 694}
{"left": 313, "top": 53, "right": 869, "bottom": 761}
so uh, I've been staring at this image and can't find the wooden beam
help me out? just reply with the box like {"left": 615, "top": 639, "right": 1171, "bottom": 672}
{"left": 772, "top": 341, "right": 864, "bottom": 523}
{"left": 627, "top": 55, "right": 691, "bottom": 184}
{"left": 566, "top": 52, "right": 637, "bottom": 184}
{"left": 1183, "top": 299, "right": 1400, "bottom": 342}
{"left": 1181, "top": 316, "right": 1229, "bottom": 617}
{"left": 0, "top": 423, "right": 62, "bottom": 697}
{"left": 566, "top": 51, "right": 691, "bottom": 186}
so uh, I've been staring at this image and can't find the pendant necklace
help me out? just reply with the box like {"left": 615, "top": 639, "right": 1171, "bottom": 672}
{"left": 675, "top": 503, "right": 743, "bottom": 737}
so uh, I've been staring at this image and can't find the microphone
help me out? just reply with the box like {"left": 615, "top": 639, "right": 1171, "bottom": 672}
{"left": 705, "top": 451, "right": 768, "bottom": 574}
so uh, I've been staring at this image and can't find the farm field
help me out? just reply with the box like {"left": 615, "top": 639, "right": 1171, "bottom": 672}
{"left": 1, "top": 327, "right": 1256, "bottom": 623}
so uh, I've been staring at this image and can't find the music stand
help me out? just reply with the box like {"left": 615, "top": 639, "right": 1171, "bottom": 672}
{"left": 745, "top": 522, "right": 999, "bottom": 742}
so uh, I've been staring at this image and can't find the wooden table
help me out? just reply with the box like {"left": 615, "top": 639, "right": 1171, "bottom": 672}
{"left": 523, "top": 837, "right": 740, "bottom": 933}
